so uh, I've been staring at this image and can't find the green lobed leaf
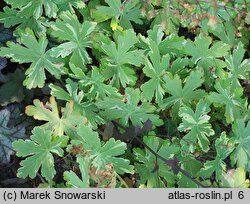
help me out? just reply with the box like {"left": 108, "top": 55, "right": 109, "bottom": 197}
{"left": 141, "top": 40, "right": 170, "bottom": 103}
{"left": 198, "top": 132, "right": 234, "bottom": 180}
{"left": 67, "top": 124, "right": 134, "bottom": 175}
{"left": 0, "top": 6, "right": 51, "bottom": 35}
{"left": 0, "top": 29, "right": 64, "bottom": 89}
{"left": 162, "top": 69, "right": 205, "bottom": 116}
{"left": 178, "top": 100, "right": 215, "bottom": 152}
{"left": 79, "top": 67, "right": 122, "bottom": 101}
{"left": 230, "top": 119, "right": 250, "bottom": 170}
{"left": 224, "top": 42, "right": 250, "bottom": 90}
{"left": 101, "top": 29, "right": 144, "bottom": 88}
{"left": 210, "top": 21, "right": 238, "bottom": 46}
{"left": 50, "top": 11, "right": 97, "bottom": 68}
{"left": 49, "top": 79, "right": 105, "bottom": 129}
{"left": 25, "top": 96, "right": 85, "bottom": 136}
{"left": 12, "top": 127, "right": 65, "bottom": 181}
{"left": 185, "top": 34, "right": 230, "bottom": 64}
{"left": 97, "top": 88, "right": 161, "bottom": 127}
{"left": 207, "top": 79, "right": 246, "bottom": 123}
{"left": 4, "top": 0, "right": 76, "bottom": 19}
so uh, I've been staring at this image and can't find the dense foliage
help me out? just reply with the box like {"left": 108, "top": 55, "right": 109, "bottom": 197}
{"left": 0, "top": 0, "right": 250, "bottom": 188}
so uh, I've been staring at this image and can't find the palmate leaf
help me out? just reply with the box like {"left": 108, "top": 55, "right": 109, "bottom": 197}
{"left": 134, "top": 136, "right": 179, "bottom": 187}
{"left": 139, "top": 25, "right": 186, "bottom": 57}
{"left": 0, "top": 7, "right": 48, "bottom": 35}
{"left": 4, "top": 0, "right": 84, "bottom": 19}
{"left": 0, "top": 29, "right": 64, "bottom": 89}
{"left": 185, "top": 34, "right": 230, "bottom": 65}
{"left": 162, "top": 70, "right": 205, "bottom": 116}
{"left": 178, "top": 100, "right": 215, "bottom": 152}
{"left": 12, "top": 127, "right": 65, "bottom": 181}
{"left": 101, "top": 29, "right": 144, "bottom": 88}
{"left": 25, "top": 96, "right": 85, "bottom": 136}
{"left": 49, "top": 79, "right": 105, "bottom": 129}
{"left": 93, "top": 0, "right": 142, "bottom": 29}
{"left": 50, "top": 79, "right": 84, "bottom": 104}
{"left": 64, "top": 155, "right": 90, "bottom": 188}
{"left": 50, "top": 11, "right": 97, "bottom": 69}
{"left": 141, "top": 40, "right": 170, "bottom": 103}
{"left": 207, "top": 80, "right": 246, "bottom": 123}
{"left": 0, "top": 1, "right": 84, "bottom": 36}
{"left": 198, "top": 132, "right": 234, "bottom": 180}
{"left": 5, "top": 0, "right": 58, "bottom": 19}
{"left": 0, "top": 109, "right": 25, "bottom": 164}
{"left": 230, "top": 119, "right": 250, "bottom": 170}
{"left": 0, "top": 7, "right": 22, "bottom": 30}
{"left": 67, "top": 124, "right": 134, "bottom": 174}
{"left": 97, "top": 88, "right": 160, "bottom": 127}
{"left": 225, "top": 42, "right": 250, "bottom": 89}
{"left": 159, "top": 34, "right": 187, "bottom": 57}
{"left": 79, "top": 67, "right": 121, "bottom": 101}
{"left": 185, "top": 34, "right": 230, "bottom": 81}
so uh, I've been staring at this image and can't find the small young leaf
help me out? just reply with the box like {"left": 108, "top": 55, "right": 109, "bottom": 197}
{"left": 93, "top": 0, "right": 142, "bottom": 29}
{"left": 50, "top": 79, "right": 105, "bottom": 129}
{"left": 79, "top": 67, "right": 121, "bottom": 100}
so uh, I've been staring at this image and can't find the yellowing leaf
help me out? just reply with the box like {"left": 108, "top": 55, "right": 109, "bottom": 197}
{"left": 25, "top": 96, "right": 85, "bottom": 136}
